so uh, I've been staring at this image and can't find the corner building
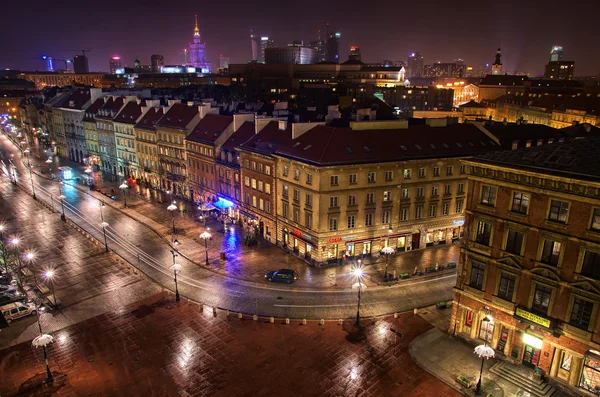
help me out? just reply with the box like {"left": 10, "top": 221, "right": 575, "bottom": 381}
{"left": 450, "top": 136, "right": 600, "bottom": 395}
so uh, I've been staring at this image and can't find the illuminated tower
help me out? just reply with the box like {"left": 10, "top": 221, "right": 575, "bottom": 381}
{"left": 492, "top": 48, "right": 502, "bottom": 75}
{"left": 250, "top": 29, "right": 258, "bottom": 61}
{"left": 189, "top": 14, "right": 210, "bottom": 72}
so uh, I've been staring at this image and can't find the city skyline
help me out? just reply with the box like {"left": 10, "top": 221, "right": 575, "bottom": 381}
{"left": 1, "top": 0, "right": 599, "bottom": 75}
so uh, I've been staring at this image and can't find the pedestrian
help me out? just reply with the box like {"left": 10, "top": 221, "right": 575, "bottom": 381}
{"left": 435, "top": 262, "right": 439, "bottom": 272}
{"left": 414, "top": 265, "right": 418, "bottom": 275}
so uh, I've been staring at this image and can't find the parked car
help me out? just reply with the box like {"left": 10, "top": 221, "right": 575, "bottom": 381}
{"left": 1, "top": 301, "right": 37, "bottom": 323}
{"left": 265, "top": 269, "right": 299, "bottom": 284}
{"left": 0, "top": 292, "right": 25, "bottom": 305}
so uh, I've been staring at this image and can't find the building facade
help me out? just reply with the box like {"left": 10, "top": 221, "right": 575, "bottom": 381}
{"left": 450, "top": 137, "right": 600, "bottom": 395}
{"left": 135, "top": 107, "right": 164, "bottom": 188}
{"left": 83, "top": 98, "right": 105, "bottom": 170}
{"left": 113, "top": 100, "right": 153, "bottom": 180}
{"left": 96, "top": 97, "right": 127, "bottom": 179}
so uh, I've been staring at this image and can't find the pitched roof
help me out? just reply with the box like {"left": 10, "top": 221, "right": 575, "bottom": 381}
{"left": 222, "top": 121, "right": 256, "bottom": 150}
{"left": 459, "top": 100, "right": 487, "bottom": 109}
{"left": 480, "top": 74, "right": 528, "bottom": 86}
{"left": 96, "top": 97, "right": 125, "bottom": 120}
{"left": 156, "top": 103, "right": 198, "bottom": 129}
{"left": 481, "top": 122, "right": 563, "bottom": 149}
{"left": 84, "top": 98, "right": 105, "bottom": 120}
{"left": 471, "top": 136, "right": 600, "bottom": 182}
{"left": 135, "top": 107, "right": 164, "bottom": 130}
{"left": 561, "top": 123, "right": 600, "bottom": 137}
{"left": 186, "top": 114, "right": 233, "bottom": 144}
{"left": 239, "top": 121, "right": 294, "bottom": 156}
{"left": 61, "top": 89, "right": 91, "bottom": 110}
{"left": 114, "top": 101, "right": 145, "bottom": 124}
{"left": 47, "top": 91, "right": 71, "bottom": 108}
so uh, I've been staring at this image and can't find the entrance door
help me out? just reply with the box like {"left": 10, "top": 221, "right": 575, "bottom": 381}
{"left": 522, "top": 345, "right": 541, "bottom": 368}
{"left": 259, "top": 221, "right": 264, "bottom": 236}
{"left": 412, "top": 233, "right": 420, "bottom": 249}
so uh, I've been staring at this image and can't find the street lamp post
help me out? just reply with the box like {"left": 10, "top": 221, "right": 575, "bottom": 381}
{"left": 24, "top": 148, "right": 36, "bottom": 199}
{"left": 0, "top": 223, "right": 8, "bottom": 273}
{"left": 24, "top": 251, "right": 38, "bottom": 287}
{"left": 45, "top": 270, "right": 57, "bottom": 307}
{"left": 200, "top": 230, "right": 212, "bottom": 266}
{"left": 167, "top": 202, "right": 177, "bottom": 235}
{"left": 9, "top": 237, "right": 25, "bottom": 294}
{"left": 57, "top": 180, "right": 66, "bottom": 221}
{"left": 45, "top": 157, "right": 53, "bottom": 176}
{"left": 352, "top": 265, "right": 365, "bottom": 326}
{"left": 32, "top": 333, "right": 54, "bottom": 384}
{"left": 474, "top": 308, "right": 494, "bottom": 395}
{"left": 381, "top": 246, "right": 395, "bottom": 281}
{"left": 170, "top": 263, "right": 182, "bottom": 302}
{"left": 100, "top": 201, "right": 109, "bottom": 252}
{"left": 119, "top": 182, "right": 128, "bottom": 208}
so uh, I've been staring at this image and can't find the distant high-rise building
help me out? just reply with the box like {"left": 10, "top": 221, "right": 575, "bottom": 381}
{"left": 265, "top": 46, "right": 316, "bottom": 65}
{"left": 109, "top": 56, "right": 122, "bottom": 74}
{"left": 219, "top": 55, "right": 230, "bottom": 70}
{"left": 349, "top": 46, "right": 361, "bottom": 62}
{"left": 309, "top": 28, "right": 326, "bottom": 63}
{"left": 260, "top": 37, "right": 273, "bottom": 62}
{"left": 325, "top": 31, "right": 341, "bottom": 62}
{"left": 550, "top": 46, "right": 563, "bottom": 62}
{"left": 250, "top": 29, "right": 259, "bottom": 61}
{"left": 73, "top": 55, "right": 89, "bottom": 73}
{"left": 407, "top": 52, "right": 424, "bottom": 78}
{"left": 134, "top": 58, "right": 141, "bottom": 72}
{"left": 491, "top": 48, "right": 502, "bottom": 75}
{"left": 151, "top": 54, "right": 164, "bottom": 72}
{"left": 544, "top": 61, "right": 575, "bottom": 80}
{"left": 189, "top": 14, "right": 210, "bottom": 72}
{"left": 181, "top": 48, "right": 190, "bottom": 65}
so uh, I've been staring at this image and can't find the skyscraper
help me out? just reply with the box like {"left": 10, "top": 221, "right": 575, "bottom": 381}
{"left": 189, "top": 15, "right": 210, "bottom": 72}
{"left": 219, "top": 55, "right": 229, "bottom": 70}
{"left": 349, "top": 46, "right": 361, "bottom": 62}
{"left": 260, "top": 37, "right": 273, "bottom": 62}
{"left": 151, "top": 54, "right": 164, "bottom": 72}
{"left": 325, "top": 32, "right": 340, "bottom": 62}
{"left": 491, "top": 48, "right": 502, "bottom": 75}
{"left": 550, "top": 46, "right": 563, "bottom": 62}
{"left": 73, "top": 55, "right": 89, "bottom": 73}
{"left": 181, "top": 48, "right": 190, "bottom": 65}
{"left": 109, "top": 56, "right": 122, "bottom": 74}
{"left": 407, "top": 52, "right": 424, "bottom": 78}
{"left": 250, "top": 29, "right": 258, "bottom": 61}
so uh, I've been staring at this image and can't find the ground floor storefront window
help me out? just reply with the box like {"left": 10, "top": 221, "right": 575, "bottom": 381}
{"left": 581, "top": 356, "right": 600, "bottom": 394}
{"left": 361, "top": 242, "right": 371, "bottom": 257}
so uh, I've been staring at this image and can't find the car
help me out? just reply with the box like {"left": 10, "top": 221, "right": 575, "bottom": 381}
{"left": 0, "top": 292, "right": 25, "bottom": 306}
{"left": 1, "top": 301, "right": 37, "bottom": 323}
{"left": 265, "top": 269, "right": 299, "bottom": 284}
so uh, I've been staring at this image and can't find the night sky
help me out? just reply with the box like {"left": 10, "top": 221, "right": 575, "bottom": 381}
{"left": 2, "top": 0, "right": 599, "bottom": 76}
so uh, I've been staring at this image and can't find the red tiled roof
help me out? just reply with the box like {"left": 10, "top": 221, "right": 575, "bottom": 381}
{"left": 156, "top": 103, "right": 199, "bottom": 129}
{"left": 135, "top": 108, "right": 164, "bottom": 130}
{"left": 114, "top": 101, "right": 145, "bottom": 124}
{"left": 62, "top": 89, "right": 91, "bottom": 110}
{"left": 222, "top": 121, "right": 256, "bottom": 150}
{"left": 96, "top": 97, "right": 125, "bottom": 120}
{"left": 83, "top": 98, "right": 105, "bottom": 120}
{"left": 239, "top": 121, "right": 294, "bottom": 155}
{"left": 186, "top": 114, "right": 233, "bottom": 145}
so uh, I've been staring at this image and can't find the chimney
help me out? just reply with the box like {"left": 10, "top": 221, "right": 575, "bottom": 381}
{"left": 255, "top": 117, "right": 272, "bottom": 135}
{"left": 233, "top": 113, "right": 255, "bottom": 131}
{"left": 167, "top": 99, "right": 178, "bottom": 107}
{"left": 291, "top": 122, "right": 325, "bottom": 139}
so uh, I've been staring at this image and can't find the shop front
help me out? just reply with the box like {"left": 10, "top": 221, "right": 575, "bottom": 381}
{"left": 580, "top": 351, "right": 600, "bottom": 394}
{"left": 326, "top": 237, "right": 342, "bottom": 264}
{"left": 290, "top": 228, "right": 316, "bottom": 260}
{"left": 522, "top": 333, "right": 544, "bottom": 368}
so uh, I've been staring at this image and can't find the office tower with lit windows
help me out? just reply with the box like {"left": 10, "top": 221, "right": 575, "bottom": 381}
{"left": 349, "top": 46, "right": 361, "bottom": 62}
{"left": 407, "top": 52, "right": 424, "bottom": 78}
{"left": 550, "top": 46, "right": 563, "bottom": 62}
{"left": 109, "top": 56, "right": 122, "bottom": 74}
{"left": 260, "top": 37, "right": 274, "bottom": 62}
{"left": 325, "top": 31, "right": 340, "bottom": 62}
{"left": 151, "top": 54, "right": 164, "bottom": 72}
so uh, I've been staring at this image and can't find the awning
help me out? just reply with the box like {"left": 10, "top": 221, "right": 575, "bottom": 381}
{"left": 239, "top": 209, "right": 258, "bottom": 220}
{"left": 199, "top": 203, "right": 217, "bottom": 211}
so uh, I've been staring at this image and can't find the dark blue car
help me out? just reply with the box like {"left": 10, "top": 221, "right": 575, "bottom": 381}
{"left": 265, "top": 269, "right": 299, "bottom": 284}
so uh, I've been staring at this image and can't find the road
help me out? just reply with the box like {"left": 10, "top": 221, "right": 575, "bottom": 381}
{"left": 0, "top": 131, "right": 456, "bottom": 319}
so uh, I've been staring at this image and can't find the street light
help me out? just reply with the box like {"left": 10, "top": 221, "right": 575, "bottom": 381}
{"left": 381, "top": 246, "right": 395, "bottom": 281}
{"left": 45, "top": 157, "right": 52, "bottom": 174}
{"left": 170, "top": 263, "right": 182, "bottom": 302}
{"left": 200, "top": 230, "right": 212, "bottom": 266}
{"left": 352, "top": 265, "right": 365, "bottom": 326}
{"left": 24, "top": 151, "right": 36, "bottom": 199}
{"left": 45, "top": 270, "right": 57, "bottom": 307}
{"left": 58, "top": 180, "right": 66, "bottom": 221}
{"left": 24, "top": 250, "right": 39, "bottom": 286}
{"left": 9, "top": 237, "right": 25, "bottom": 294}
{"left": 100, "top": 201, "right": 109, "bottom": 252}
{"left": 32, "top": 333, "right": 54, "bottom": 384}
{"left": 119, "top": 182, "right": 128, "bottom": 208}
{"left": 474, "top": 308, "right": 494, "bottom": 395}
{"left": 167, "top": 202, "right": 178, "bottom": 235}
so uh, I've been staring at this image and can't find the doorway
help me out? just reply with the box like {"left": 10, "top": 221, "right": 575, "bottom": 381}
{"left": 522, "top": 344, "right": 542, "bottom": 368}
{"left": 412, "top": 233, "right": 420, "bottom": 249}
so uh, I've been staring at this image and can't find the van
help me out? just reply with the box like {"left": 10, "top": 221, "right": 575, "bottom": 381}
{"left": 1, "top": 301, "right": 37, "bottom": 323}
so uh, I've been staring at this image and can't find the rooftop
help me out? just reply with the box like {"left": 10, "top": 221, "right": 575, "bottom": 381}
{"left": 186, "top": 114, "right": 233, "bottom": 144}
{"left": 96, "top": 97, "right": 125, "bottom": 120}
{"left": 222, "top": 121, "right": 256, "bottom": 151}
{"left": 480, "top": 121, "right": 563, "bottom": 147}
{"left": 59, "top": 89, "right": 91, "bottom": 110}
{"left": 135, "top": 107, "right": 164, "bottom": 130}
{"left": 83, "top": 98, "right": 105, "bottom": 121}
{"left": 114, "top": 101, "right": 145, "bottom": 124}
{"left": 239, "top": 121, "right": 294, "bottom": 156}
{"left": 156, "top": 103, "right": 199, "bottom": 129}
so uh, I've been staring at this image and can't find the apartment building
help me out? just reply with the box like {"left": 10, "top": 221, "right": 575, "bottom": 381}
{"left": 450, "top": 136, "right": 600, "bottom": 394}
{"left": 134, "top": 107, "right": 164, "bottom": 188}
{"left": 82, "top": 98, "right": 105, "bottom": 170}
{"left": 96, "top": 97, "right": 127, "bottom": 178}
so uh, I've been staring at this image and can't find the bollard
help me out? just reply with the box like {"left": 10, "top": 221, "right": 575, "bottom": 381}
{"left": 213, "top": 307, "right": 217, "bottom": 317}
{"left": 253, "top": 314, "right": 258, "bottom": 321}
{"left": 394, "top": 313, "right": 399, "bottom": 319}
{"left": 413, "top": 308, "right": 418, "bottom": 315}
{"left": 270, "top": 317, "right": 274, "bottom": 323}
{"left": 302, "top": 319, "right": 307, "bottom": 325}
{"left": 200, "top": 304, "right": 204, "bottom": 312}
{"left": 285, "top": 318, "right": 290, "bottom": 324}
{"left": 238, "top": 312, "right": 243, "bottom": 319}
{"left": 338, "top": 319, "right": 343, "bottom": 325}
{"left": 319, "top": 319, "right": 325, "bottom": 326}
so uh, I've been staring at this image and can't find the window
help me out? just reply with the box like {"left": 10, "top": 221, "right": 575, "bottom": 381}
{"left": 456, "top": 199, "right": 464, "bottom": 213}
{"left": 541, "top": 239, "right": 561, "bottom": 266}
{"left": 431, "top": 185, "right": 439, "bottom": 196}
{"left": 257, "top": 181, "right": 263, "bottom": 192}
{"left": 591, "top": 208, "right": 600, "bottom": 231}
{"left": 498, "top": 273, "right": 516, "bottom": 301}
{"left": 329, "top": 218, "right": 338, "bottom": 231}
{"left": 417, "top": 187, "right": 424, "bottom": 197}
{"left": 418, "top": 167, "right": 426, "bottom": 177}
{"left": 385, "top": 171, "right": 393, "bottom": 181}
{"left": 294, "top": 169, "right": 300, "bottom": 180}
{"left": 251, "top": 179, "right": 257, "bottom": 189}
{"left": 403, "top": 169, "right": 411, "bottom": 179}
{"left": 465, "top": 310, "right": 474, "bottom": 327}
{"left": 365, "top": 213, "right": 373, "bottom": 226}
{"left": 511, "top": 192, "right": 530, "bottom": 214}
{"left": 244, "top": 176, "right": 250, "bottom": 187}
{"left": 282, "top": 204, "right": 288, "bottom": 218}
{"left": 415, "top": 206, "right": 423, "bottom": 219}
{"left": 446, "top": 165, "right": 453, "bottom": 176}
{"left": 265, "top": 166, "right": 271, "bottom": 175}
{"left": 460, "top": 165, "right": 466, "bottom": 174}
{"left": 442, "top": 203, "right": 449, "bottom": 215}
{"left": 532, "top": 284, "right": 552, "bottom": 315}
{"left": 251, "top": 161, "right": 256, "bottom": 170}
{"left": 548, "top": 200, "right": 569, "bottom": 223}
{"left": 366, "top": 193, "right": 374, "bottom": 204}
{"left": 293, "top": 189, "right": 300, "bottom": 201}
{"left": 349, "top": 173, "right": 357, "bottom": 185}
{"left": 470, "top": 262, "right": 485, "bottom": 290}
{"left": 330, "top": 196, "right": 339, "bottom": 208}
{"left": 348, "top": 194, "right": 356, "bottom": 205}
{"left": 265, "top": 201, "right": 271, "bottom": 214}
{"left": 293, "top": 208, "right": 300, "bottom": 223}
{"left": 581, "top": 250, "right": 600, "bottom": 280}
{"left": 283, "top": 166, "right": 288, "bottom": 176}
{"left": 258, "top": 163, "right": 263, "bottom": 173}
{"left": 330, "top": 175, "right": 339, "bottom": 186}
{"left": 505, "top": 230, "right": 524, "bottom": 255}
{"left": 265, "top": 184, "right": 271, "bottom": 194}
{"left": 306, "top": 193, "right": 312, "bottom": 206}
{"left": 475, "top": 221, "right": 492, "bottom": 245}
{"left": 457, "top": 183, "right": 465, "bottom": 194}
{"left": 347, "top": 216, "right": 355, "bottom": 229}
{"left": 382, "top": 211, "right": 390, "bottom": 224}
{"left": 306, "top": 173, "right": 312, "bottom": 185}
{"left": 444, "top": 184, "right": 451, "bottom": 195}
{"left": 433, "top": 167, "right": 440, "bottom": 176}
{"left": 570, "top": 297, "right": 594, "bottom": 330}
{"left": 282, "top": 185, "right": 289, "bottom": 198}
{"left": 367, "top": 172, "right": 376, "bottom": 183}
{"left": 481, "top": 185, "right": 497, "bottom": 206}
{"left": 429, "top": 204, "right": 437, "bottom": 217}
{"left": 400, "top": 207, "right": 408, "bottom": 221}
{"left": 305, "top": 213, "right": 312, "bottom": 229}
{"left": 402, "top": 188, "right": 409, "bottom": 199}
{"left": 259, "top": 199, "right": 264, "bottom": 210}
{"left": 383, "top": 191, "right": 391, "bottom": 201}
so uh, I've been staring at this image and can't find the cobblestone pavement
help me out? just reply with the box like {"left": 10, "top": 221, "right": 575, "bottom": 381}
{"left": 0, "top": 292, "right": 460, "bottom": 397}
